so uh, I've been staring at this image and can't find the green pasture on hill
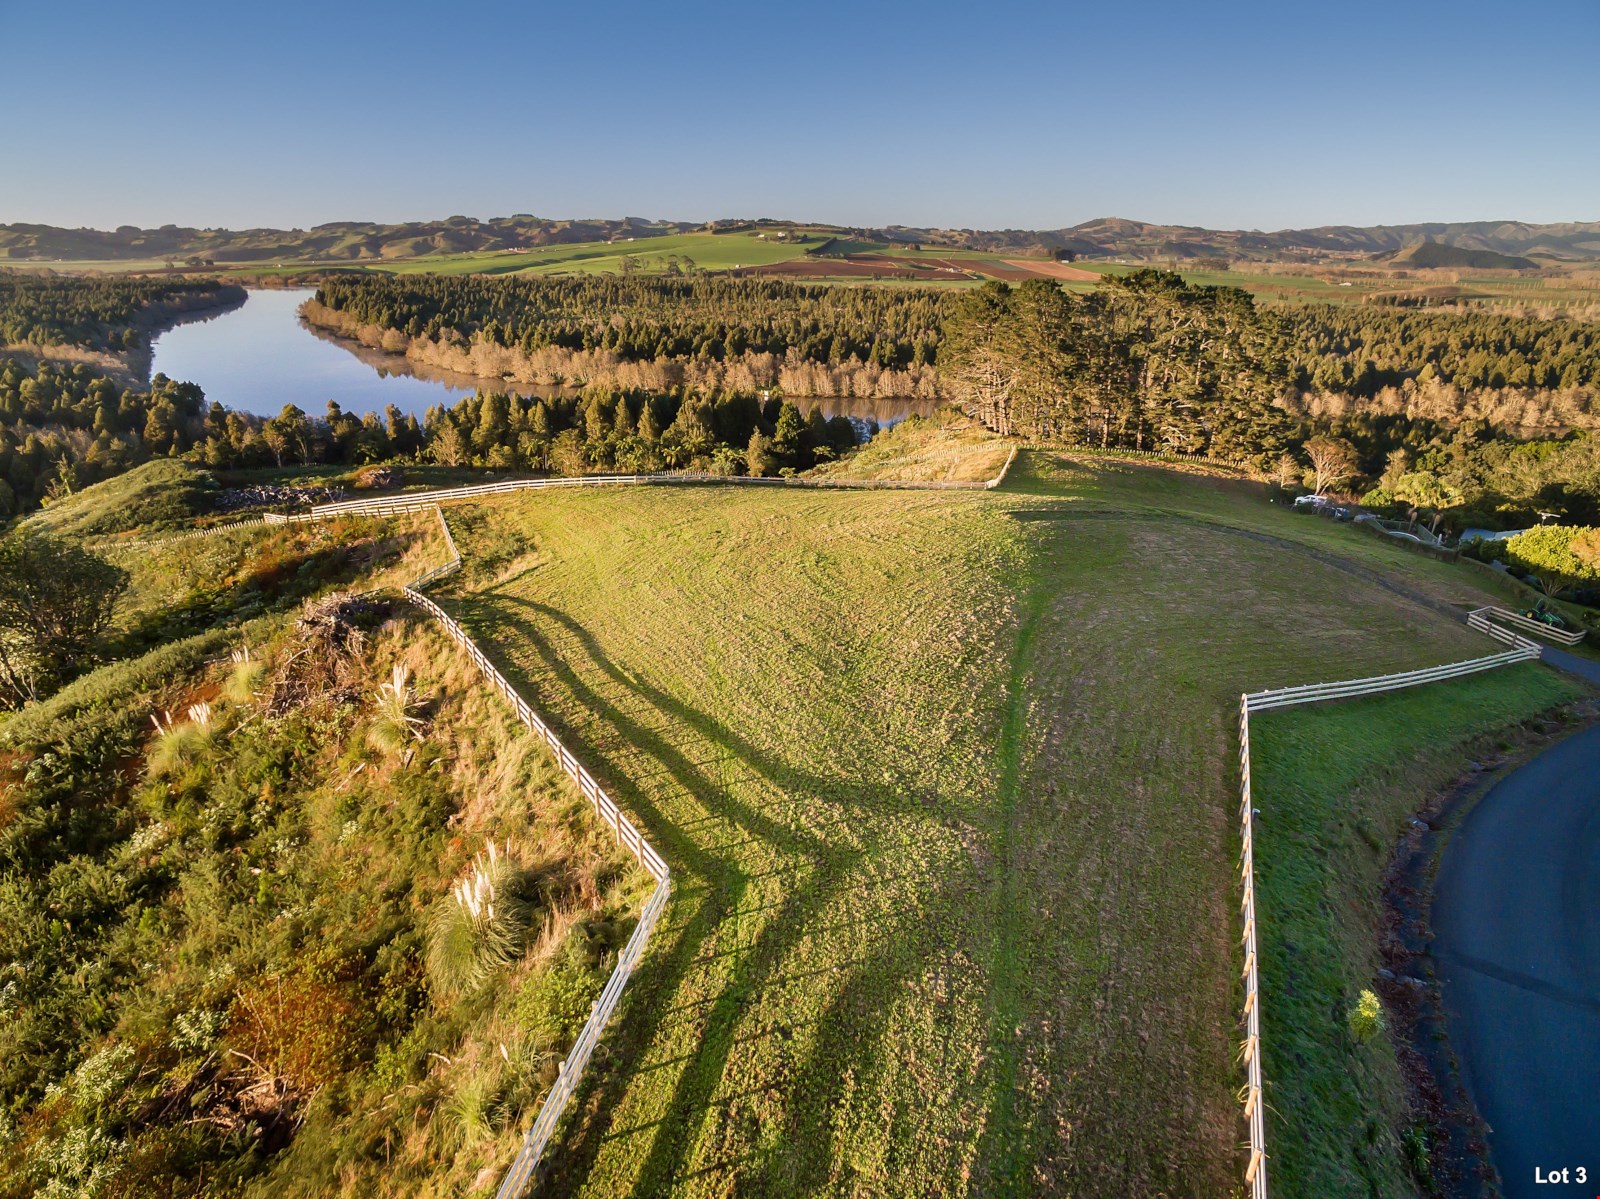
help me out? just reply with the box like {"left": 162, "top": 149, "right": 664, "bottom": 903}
{"left": 375, "top": 231, "right": 817, "bottom": 278}
{"left": 10, "top": 448, "right": 1581, "bottom": 1198}
{"left": 404, "top": 452, "right": 1551, "bottom": 1197}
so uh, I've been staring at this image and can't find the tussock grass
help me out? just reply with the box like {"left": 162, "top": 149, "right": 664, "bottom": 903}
{"left": 366, "top": 663, "right": 426, "bottom": 758}
{"left": 426, "top": 840, "right": 532, "bottom": 996}
{"left": 147, "top": 702, "right": 214, "bottom": 776}
{"left": 223, "top": 645, "right": 265, "bottom": 705}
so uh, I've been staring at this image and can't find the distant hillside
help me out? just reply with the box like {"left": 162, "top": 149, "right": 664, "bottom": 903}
{"left": 0, "top": 215, "right": 699, "bottom": 264}
{"left": 5, "top": 213, "right": 1598, "bottom": 266}
{"left": 881, "top": 217, "right": 1600, "bottom": 263}
{"left": 1373, "top": 239, "right": 1538, "bottom": 270}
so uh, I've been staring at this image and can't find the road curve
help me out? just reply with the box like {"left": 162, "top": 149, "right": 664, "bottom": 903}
{"left": 1433, "top": 713, "right": 1600, "bottom": 1199}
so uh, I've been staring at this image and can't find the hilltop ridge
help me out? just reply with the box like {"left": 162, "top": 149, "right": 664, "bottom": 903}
{"left": 5, "top": 214, "right": 1599, "bottom": 266}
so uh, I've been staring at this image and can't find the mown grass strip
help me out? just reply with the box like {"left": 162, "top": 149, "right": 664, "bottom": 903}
{"left": 1250, "top": 663, "right": 1584, "bottom": 1197}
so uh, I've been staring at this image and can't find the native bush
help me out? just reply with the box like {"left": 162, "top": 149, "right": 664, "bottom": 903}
{"left": 227, "top": 961, "right": 365, "bottom": 1095}
{"left": 425, "top": 840, "right": 533, "bottom": 996}
{"left": 1503, "top": 524, "right": 1600, "bottom": 596}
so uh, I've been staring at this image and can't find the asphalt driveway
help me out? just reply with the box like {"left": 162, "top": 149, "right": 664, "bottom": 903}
{"left": 1433, "top": 720, "right": 1600, "bottom": 1198}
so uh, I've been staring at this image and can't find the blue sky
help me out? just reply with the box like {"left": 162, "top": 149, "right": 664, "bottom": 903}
{"left": 3, "top": 0, "right": 1596, "bottom": 231}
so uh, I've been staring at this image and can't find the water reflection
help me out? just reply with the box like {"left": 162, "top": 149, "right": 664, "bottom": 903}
{"left": 152, "top": 287, "right": 937, "bottom": 429}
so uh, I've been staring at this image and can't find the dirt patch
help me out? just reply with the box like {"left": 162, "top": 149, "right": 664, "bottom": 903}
{"left": 1003, "top": 259, "right": 1101, "bottom": 282}
{"left": 958, "top": 259, "right": 1039, "bottom": 281}
{"left": 733, "top": 256, "right": 950, "bottom": 281}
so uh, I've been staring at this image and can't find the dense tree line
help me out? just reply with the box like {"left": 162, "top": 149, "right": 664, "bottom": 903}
{"left": 0, "top": 355, "right": 858, "bottom": 519}
{"left": 311, "top": 272, "right": 1600, "bottom": 425}
{"left": 1315, "top": 412, "right": 1600, "bottom": 529}
{"left": 0, "top": 359, "right": 217, "bottom": 515}
{"left": 0, "top": 274, "right": 242, "bottom": 351}
{"left": 941, "top": 272, "right": 1294, "bottom": 459}
{"left": 314, "top": 274, "right": 947, "bottom": 369}
{"left": 1279, "top": 303, "right": 1600, "bottom": 395}
{"left": 418, "top": 386, "right": 857, "bottom": 476}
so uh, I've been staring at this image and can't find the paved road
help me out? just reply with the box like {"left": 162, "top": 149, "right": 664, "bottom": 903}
{"left": 1433, "top": 716, "right": 1600, "bottom": 1198}
{"left": 1540, "top": 644, "right": 1600, "bottom": 687}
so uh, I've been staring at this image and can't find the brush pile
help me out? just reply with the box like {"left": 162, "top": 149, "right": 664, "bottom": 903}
{"left": 265, "top": 591, "right": 389, "bottom": 715}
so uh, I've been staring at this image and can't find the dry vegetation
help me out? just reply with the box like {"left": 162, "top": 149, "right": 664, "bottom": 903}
{"left": 810, "top": 410, "right": 1013, "bottom": 483}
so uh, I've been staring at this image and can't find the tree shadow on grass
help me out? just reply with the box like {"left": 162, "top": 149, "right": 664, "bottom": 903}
{"left": 458, "top": 592, "right": 910, "bottom": 1196}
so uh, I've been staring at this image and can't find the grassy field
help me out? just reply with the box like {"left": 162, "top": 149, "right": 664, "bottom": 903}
{"left": 1250, "top": 666, "right": 1584, "bottom": 1197}
{"left": 399, "top": 450, "right": 1552, "bottom": 1196}
{"left": 809, "top": 412, "right": 1012, "bottom": 483}
{"left": 21, "top": 236, "right": 1600, "bottom": 313}
{"left": 290, "top": 232, "right": 819, "bottom": 279}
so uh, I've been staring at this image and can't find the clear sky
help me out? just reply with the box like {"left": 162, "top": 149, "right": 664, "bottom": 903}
{"left": 3, "top": 0, "right": 1596, "bottom": 232}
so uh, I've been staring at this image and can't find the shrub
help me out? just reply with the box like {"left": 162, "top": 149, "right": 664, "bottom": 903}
{"left": 425, "top": 841, "right": 531, "bottom": 996}
{"left": 227, "top": 965, "right": 364, "bottom": 1095}
{"left": 1503, "top": 524, "right": 1600, "bottom": 597}
{"left": 515, "top": 929, "right": 607, "bottom": 1050}
{"left": 1347, "top": 989, "right": 1386, "bottom": 1044}
{"left": 0, "top": 528, "right": 129, "bottom": 708}
{"left": 147, "top": 704, "right": 214, "bottom": 777}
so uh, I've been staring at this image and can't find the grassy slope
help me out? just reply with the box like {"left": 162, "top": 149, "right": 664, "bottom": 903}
{"left": 25, "top": 459, "right": 213, "bottom": 537}
{"left": 809, "top": 412, "right": 1012, "bottom": 483}
{"left": 422, "top": 451, "right": 1534, "bottom": 1197}
{"left": 374, "top": 232, "right": 816, "bottom": 278}
{"left": 1250, "top": 667, "right": 1583, "bottom": 1197}
{"left": 0, "top": 511, "right": 656, "bottom": 1199}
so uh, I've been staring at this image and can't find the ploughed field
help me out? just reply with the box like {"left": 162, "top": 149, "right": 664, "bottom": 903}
{"left": 428, "top": 454, "right": 1510, "bottom": 1197}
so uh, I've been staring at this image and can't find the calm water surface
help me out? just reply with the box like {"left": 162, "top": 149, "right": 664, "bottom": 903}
{"left": 151, "top": 288, "right": 480, "bottom": 419}
{"left": 151, "top": 288, "right": 934, "bottom": 427}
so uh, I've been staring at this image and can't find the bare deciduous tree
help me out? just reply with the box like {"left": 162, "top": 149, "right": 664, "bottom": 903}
{"left": 1304, "top": 435, "right": 1358, "bottom": 495}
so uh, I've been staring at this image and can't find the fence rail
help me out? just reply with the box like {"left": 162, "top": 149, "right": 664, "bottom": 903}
{"left": 395, "top": 506, "right": 670, "bottom": 1197}
{"left": 1234, "top": 619, "right": 1541, "bottom": 1196}
{"left": 311, "top": 450, "right": 1021, "bottom": 519}
{"left": 1468, "top": 604, "right": 1586, "bottom": 647}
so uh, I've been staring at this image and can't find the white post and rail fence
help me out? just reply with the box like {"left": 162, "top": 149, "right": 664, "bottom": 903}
{"left": 93, "top": 448, "right": 1020, "bottom": 551}
{"left": 399, "top": 508, "right": 671, "bottom": 1198}
{"left": 105, "top": 453, "right": 1575, "bottom": 1198}
{"left": 1234, "top": 623, "right": 1542, "bottom": 1196}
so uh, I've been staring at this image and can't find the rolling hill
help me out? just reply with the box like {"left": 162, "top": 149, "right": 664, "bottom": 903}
{"left": 1374, "top": 238, "right": 1538, "bottom": 270}
{"left": 6, "top": 214, "right": 1598, "bottom": 267}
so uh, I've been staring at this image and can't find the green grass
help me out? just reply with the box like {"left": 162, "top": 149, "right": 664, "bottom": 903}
{"left": 408, "top": 450, "right": 1537, "bottom": 1196}
{"left": 26, "top": 458, "right": 212, "bottom": 538}
{"left": 1250, "top": 665, "right": 1584, "bottom": 1197}
{"left": 374, "top": 231, "right": 817, "bottom": 278}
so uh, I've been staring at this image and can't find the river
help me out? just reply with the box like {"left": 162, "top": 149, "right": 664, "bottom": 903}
{"left": 150, "top": 287, "right": 936, "bottom": 428}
